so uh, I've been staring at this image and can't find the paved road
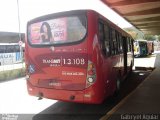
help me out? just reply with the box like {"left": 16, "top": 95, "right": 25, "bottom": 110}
{"left": 134, "top": 54, "right": 156, "bottom": 68}
{"left": 32, "top": 70, "right": 151, "bottom": 120}
{"left": 1, "top": 53, "right": 159, "bottom": 120}
{"left": 134, "top": 53, "right": 160, "bottom": 70}
{"left": 0, "top": 72, "right": 150, "bottom": 120}
{"left": 0, "top": 78, "right": 56, "bottom": 114}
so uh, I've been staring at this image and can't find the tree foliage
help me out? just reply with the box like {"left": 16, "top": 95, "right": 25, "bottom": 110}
{"left": 144, "top": 35, "right": 156, "bottom": 41}
{"left": 157, "top": 35, "right": 160, "bottom": 41}
{"left": 124, "top": 27, "right": 143, "bottom": 40}
{"left": 124, "top": 27, "right": 160, "bottom": 41}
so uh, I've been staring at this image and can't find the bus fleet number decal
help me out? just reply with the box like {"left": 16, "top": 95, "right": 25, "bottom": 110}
{"left": 63, "top": 58, "right": 85, "bottom": 65}
{"left": 42, "top": 57, "right": 87, "bottom": 67}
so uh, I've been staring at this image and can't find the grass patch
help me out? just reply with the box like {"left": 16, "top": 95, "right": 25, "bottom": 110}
{"left": 0, "top": 68, "right": 26, "bottom": 82}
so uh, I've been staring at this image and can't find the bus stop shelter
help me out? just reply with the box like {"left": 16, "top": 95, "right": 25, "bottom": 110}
{"left": 102, "top": 0, "right": 160, "bottom": 35}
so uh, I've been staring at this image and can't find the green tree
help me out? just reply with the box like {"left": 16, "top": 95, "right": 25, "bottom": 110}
{"left": 144, "top": 35, "right": 156, "bottom": 41}
{"left": 157, "top": 35, "right": 160, "bottom": 41}
{"left": 124, "top": 27, "right": 143, "bottom": 40}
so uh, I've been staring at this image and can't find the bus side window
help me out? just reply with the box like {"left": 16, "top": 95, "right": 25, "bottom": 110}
{"left": 111, "top": 28, "right": 117, "bottom": 55}
{"left": 99, "top": 21, "right": 106, "bottom": 56}
{"left": 125, "top": 37, "right": 129, "bottom": 52}
{"left": 99, "top": 20, "right": 112, "bottom": 57}
{"left": 6, "top": 45, "right": 14, "bottom": 53}
{"left": 0, "top": 45, "right": 6, "bottom": 53}
{"left": 116, "top": 31, "right": 120, "bottom": 54}
{"left": 119, "top": 33, "right": 123, "bottom": 53}
{"left": 104, "top": 24, "right": 111, "bottom": 56}
{"left": 127, "top": 38, "right": 132, "bottom": 52}
{"left": 15, "top": 45, "right": 20, "bottom": 52}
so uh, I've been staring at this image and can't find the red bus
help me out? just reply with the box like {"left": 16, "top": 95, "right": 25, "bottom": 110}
{"left": 147, "top": 41, "right": 154, "bottom": 55}
{"left": 25, "top": 10, "right": 134, "bottom": 104}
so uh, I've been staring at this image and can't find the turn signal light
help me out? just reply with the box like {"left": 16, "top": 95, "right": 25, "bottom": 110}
{"left": 86, "top": 61, "right": 96, "bottom": 88}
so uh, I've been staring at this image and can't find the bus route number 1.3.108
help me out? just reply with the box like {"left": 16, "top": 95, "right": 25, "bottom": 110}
{"left": 63, "top": 58, "right": 85, "bottom": 65}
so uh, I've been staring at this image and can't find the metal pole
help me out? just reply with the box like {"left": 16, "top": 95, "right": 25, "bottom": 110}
{"left": 16, "top": 0, "right": 24, "bottom": 76}
{"left": 17, "top": 0, "right": 21, "bottom": 42}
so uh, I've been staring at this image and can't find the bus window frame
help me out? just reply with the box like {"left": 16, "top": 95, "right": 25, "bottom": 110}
{"left": 125, "top": 37, "right": 133, "bottom": 53}
{"left": 111, "top": 27, "right": 117, "bottom": 55}
{"left": 119, "top": 34, "right": 123, "bottom": 54}
{"left": 98, "top": 19, "right": 111, "bottom": 57}
{"left": 27, "top": 10, "right": 88, "bottom": 48}
{"left": 104, "top": 22, "right": 112, "bottom": 57}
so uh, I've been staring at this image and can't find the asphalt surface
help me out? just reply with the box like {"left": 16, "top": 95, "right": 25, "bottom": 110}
{"left": 0, "top": 53, "right": 158, "bottom": 120}
{"left": 32, "top": 70, "right": 151, "bottom": 120}
{"left": 33, "top": 54, "right": 157, "bottom": 120}
{"left": 0, "top": 78, "right": 55, "bottom": 115}
{"left": 106, "top": 68, "right": 160, "bottom": 120}
{"left": 0, "top": 71, "right": 151, "bottom": 120}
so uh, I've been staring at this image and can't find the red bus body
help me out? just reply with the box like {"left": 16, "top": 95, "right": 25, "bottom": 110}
{"left": 25, "top": 10, "right": 134, "bottom": 104}
{"left": 147, "top": 41, "right": 154, "bottom": 55}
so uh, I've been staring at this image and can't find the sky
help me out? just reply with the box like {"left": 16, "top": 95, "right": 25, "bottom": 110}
{"left": 0, "top": 0, "right": 132, "bottom": 33}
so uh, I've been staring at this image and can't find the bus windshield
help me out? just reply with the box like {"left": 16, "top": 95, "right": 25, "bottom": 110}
{"left": 28, "top": 15, "right": 87, "bottom": 46}
{"left": 139, "top": 41, "right": 147, "bottom": 47}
